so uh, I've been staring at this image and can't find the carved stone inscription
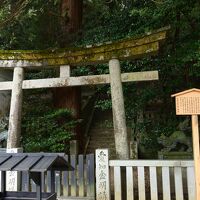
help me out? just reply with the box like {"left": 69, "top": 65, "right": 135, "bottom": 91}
{"left": 176, "top": 96, "right": 200, "bottom": 115}
{"left": 6, "top": 148, "right": 23, "bottom": 191}
{"left": 96, "top": 149, "right": 110, "bottom": 200}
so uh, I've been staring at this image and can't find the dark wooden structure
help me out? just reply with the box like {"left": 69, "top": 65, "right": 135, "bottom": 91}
{"left": 0, "top": 153, "right": 73, "bottom": 200}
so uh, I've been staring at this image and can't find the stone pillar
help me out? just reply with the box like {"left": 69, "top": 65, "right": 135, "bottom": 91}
{"left": 7, "top": 67, "right": 24, "bottom": 149}
{"left": 60, "top": 65, "right": 70, "bottom": 78}
{"left": 96, "top": 149, "right": 110, "bottom": 200}
{"left": 109, "top": 59, "right": 129, "bottom": 159}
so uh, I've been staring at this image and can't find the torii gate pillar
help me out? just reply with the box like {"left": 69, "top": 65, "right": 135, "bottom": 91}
{"left": 109, "top": 59, "right": 129, "bottom": 159}
{"left": 7, "top": 67, "right": 24, "bottom": 149}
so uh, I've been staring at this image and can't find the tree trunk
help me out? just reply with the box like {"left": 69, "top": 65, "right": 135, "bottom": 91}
{"left": 60, "top": 0, "right": 83, "bottom": 45}
{"left": 53, "top": 88, "right": 81, "bottom": 116}
{"left": 53, "top": 86, "right": 81, "bottom": 142}
{"left": 54, "top": 0, "right": 83, "bottom": 153}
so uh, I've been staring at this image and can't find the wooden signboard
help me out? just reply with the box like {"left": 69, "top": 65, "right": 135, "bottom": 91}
{"left": 171, "top": 88, "right": 200, "bottom": 115}
{"left": 172, "top": 88, "right": 200, "bottom": 200}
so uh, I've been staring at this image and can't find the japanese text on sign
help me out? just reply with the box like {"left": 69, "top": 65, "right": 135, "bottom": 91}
{"left": 96, "top": 149, "right": 110, "bottom": 200}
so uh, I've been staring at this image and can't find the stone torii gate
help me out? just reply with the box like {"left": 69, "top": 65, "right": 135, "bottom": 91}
{"left": 0, "top": 27, "right": 168, "bottom": 159}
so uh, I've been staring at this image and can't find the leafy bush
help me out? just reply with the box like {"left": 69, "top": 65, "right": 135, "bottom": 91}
{"left": 22, "top": 108, "right": 77, "bottom": 153}
{"left": 21, "top": 87, "right": 79, "bottom": 153}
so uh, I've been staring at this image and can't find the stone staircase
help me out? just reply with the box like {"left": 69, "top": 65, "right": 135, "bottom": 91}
{"left": 86, "top": 110, "right": 117, "bottom": 159}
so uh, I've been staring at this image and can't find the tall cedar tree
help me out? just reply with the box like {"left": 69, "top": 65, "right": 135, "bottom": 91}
{"left": 53, "top": 0, "right": 83, "bottom": 153}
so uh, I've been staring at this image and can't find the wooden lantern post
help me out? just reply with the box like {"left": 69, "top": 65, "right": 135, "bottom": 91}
{"left": 172, "top": 88, "right": 200, "bottom": 200}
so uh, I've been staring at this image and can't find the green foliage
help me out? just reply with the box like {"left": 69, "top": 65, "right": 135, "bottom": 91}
{"left": 0, "top": 0, "right": 61, "bottom": 49}
{"left": 0, "top": 116, "right": 8, "bottom": 132}
{"left": 22, "top": 107, "right": 76, "bottom": 152}
{"left": 95, "top": 99, "right": 112, "bottom": 110}
{"left": 21, "top": 88, "right": 79, "bottom": 153}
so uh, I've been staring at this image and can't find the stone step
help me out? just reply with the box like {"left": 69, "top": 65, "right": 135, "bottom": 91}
{"left": 91, "top": 129, "right": 114, "bottom": 134}
{"left": 92, "top": 125, "right": 114, "bottom": 129}
{"left": 88, "top": 144, "right": 115, "bottom": 148}
{"left": 90, "top": 137, "right": 115, "bottom": 141}
{"left": 86, "top": 109, "right": 117, "bottom": 158}
{"left": 89, "top": 140, "right": 114, "bottom": 145}
{"left": 89, "top": 134, "right": 114, "bottom": 139}
{"left": 87, "top": 144, "right": 115, "bottom": 149}
{"left": 89, "top": 140, "right": 115, "bottom": 146}
{"left": 89, "top": 132, "right": 114, "bottom": 137}
{"left": 87, "top": 147, "right": 115, "bottom": 153}
{"left": 89, "top": 128, "right": 114, "bottom": 132}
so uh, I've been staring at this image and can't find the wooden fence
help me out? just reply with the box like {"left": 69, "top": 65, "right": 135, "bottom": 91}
{"left": 96, "top": 149, "right": 196, "bottom": 200}
{"left": 0, "top": 150, "right": 197, "bottom": 200}
{"left": 19, "top": 154, "right": 95, "bottom": 200}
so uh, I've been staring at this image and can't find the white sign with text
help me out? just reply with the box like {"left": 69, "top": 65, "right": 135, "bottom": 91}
{"left": 6, "top": 148, "right": 23, "bottom": 191}
{"left": 96, "top": 149, "right": 110, "bottom": 200}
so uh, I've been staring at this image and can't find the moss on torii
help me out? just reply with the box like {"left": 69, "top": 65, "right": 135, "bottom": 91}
{"left": 0, "top": 26, "right": 169, "bottom": 68}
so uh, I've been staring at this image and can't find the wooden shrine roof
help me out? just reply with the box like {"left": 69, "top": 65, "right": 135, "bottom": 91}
{"left": 0, "top": 26, "right": 169, "bottom": 68}
{"left": 0, "top": 153, "right": 73, "bottom": 172}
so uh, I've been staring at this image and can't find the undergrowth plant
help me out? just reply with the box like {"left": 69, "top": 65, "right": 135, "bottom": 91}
{"left": 22, "top": 90, "right": 79, "bottom": 153}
